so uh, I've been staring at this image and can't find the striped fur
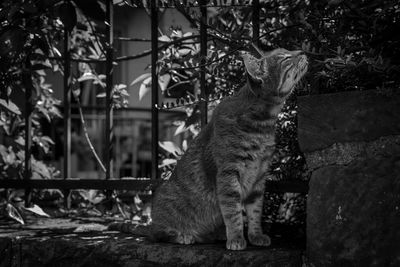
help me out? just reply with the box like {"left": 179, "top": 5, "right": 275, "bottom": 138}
{"left": 112, "top": 48, "right": 308, "bottom": 250}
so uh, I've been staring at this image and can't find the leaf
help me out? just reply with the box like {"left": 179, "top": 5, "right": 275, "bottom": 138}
{"left": 40, "top": 136, "right": 55, "bottom": 145}
{"left": 130, "top": 73, "right": 151, "bottom": 86}
{"left": 182, "top": 140, "right": 188, "bottom": 151}
{"left": 158, "top": 35, "right": 171, "bottom": 42}
{"left": 78, "top": 189, "right": 105, "bottom": 204}
{"left": 115, "top": 84, "right": 127, "bottom": 90}
{"left": 158, "top": 74, "right": 171, "bottom": 92}
{"left": 0, "top": 99, "right": 21, "bottom": 115}
{"left": 178, "top": 48, "right": 192, "bottom": 56}
{"left": 23, "top": 204, "right": 50, "bottom": 218}
{"left": 31, "top": 59, "right": 52, "bottom": 70}
{"left": 73, "top": 223, "right": 107, "bottom": 232}
{"left": 14, "top": 136, "right": 25, "bottom": 146}
{"left": 159, "top": 141, "right": 183, "bottom": 157}
{"left": 182, "top": 32, "right": 194, "bottom": 43}
{"left": 174, "top": 122, "right": 187, "bottom": 136}
{"left": 139, "top": 77, "right": 152, "bottom": 100}
{"left": 134, "top": 194, "right": 143, "bottom": 211}
{"left": 78, "top": 73, "right": 97, "bottom": 82}
{"left": 158, "top": 158, "right": 177, "bottom": 168}
{"left": 31, "top": 158, "right": 52, "bottom": 179}
{"left": 6, "top": 203, "right": 24, "bottom": 225}
{"left": 35, "top": 69, "right": 46, "bottom": 76}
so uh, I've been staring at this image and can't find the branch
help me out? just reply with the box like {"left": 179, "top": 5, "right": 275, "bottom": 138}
{"left": 73, "top": 92, "right": 107, "bottom": 173}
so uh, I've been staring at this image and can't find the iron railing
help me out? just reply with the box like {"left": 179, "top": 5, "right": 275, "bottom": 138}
{"left": 0, "top": 0, "right": 309, "bottom": 208}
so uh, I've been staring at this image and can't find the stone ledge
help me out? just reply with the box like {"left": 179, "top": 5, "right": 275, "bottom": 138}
{"left": 0, "top": 218, "right": 304, "bottom": 267}
{"left": 307, "top": 154, "right": 400, "bottom": 266}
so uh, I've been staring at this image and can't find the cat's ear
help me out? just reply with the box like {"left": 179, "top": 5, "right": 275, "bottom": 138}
{"left": 242, "top": 53, "right": 263, "bottom": 84}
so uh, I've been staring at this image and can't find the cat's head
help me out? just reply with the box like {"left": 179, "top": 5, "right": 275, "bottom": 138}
{"left": 242, "top": 48, "right": 308, "bottom": 98}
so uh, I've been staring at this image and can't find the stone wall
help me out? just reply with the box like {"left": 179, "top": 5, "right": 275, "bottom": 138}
{"left": 297, "top": 90, "right": 400, "bottom": 266}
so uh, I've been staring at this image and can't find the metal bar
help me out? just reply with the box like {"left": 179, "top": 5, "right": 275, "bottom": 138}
{"left": 63, "top": 22, "right": 71, "bottom": 208}
{"left": 70, "top": 105, "right": 185, "bottom": 114}
{"left": 0, "top": 179, "right": 157, "bottom": 191}
{"left": 23, "top": 67, "right": 32, "bottom": 207}
{"left": 200, "top": 0, "right": 208, "bottom": 127}
{"left": 151, "top": 0, "right": 159, "bottom": 180}
{"left": 252, "top": 0, "right": 260, "bottom": 46}
{"left": 105, "top": 0, "right": 114, "bottom": 179}
{"left": 120, "top": 4, "right": 267, "bottom": 8}
{"left": 0, "top": 179, "right": 309, "bottom": 193}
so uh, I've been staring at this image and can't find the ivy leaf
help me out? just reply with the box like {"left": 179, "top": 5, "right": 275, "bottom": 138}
{"left": 23, "top": 204, "right": 50, "bottom": 218}
{"left": 6, "top": 203, "right": 25, "bottom": 225}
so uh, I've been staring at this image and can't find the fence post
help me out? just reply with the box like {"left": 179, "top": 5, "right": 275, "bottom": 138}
{"left": 63, "top": 19, "right": 71, "bottom": 208}
{"left": 151, "top": 0, "right": 159, "bottom": 180}
{"left": 105, "top": 0, "right": 114, "bottom": 179}
{"left": 23, "top": 67, "right": 32, "bottom": 207}
{"left": 200, "top": 0, "right": 208, "bottom": 127}
{"left": 252, "top": 0, "right": 260, "bottom": 46}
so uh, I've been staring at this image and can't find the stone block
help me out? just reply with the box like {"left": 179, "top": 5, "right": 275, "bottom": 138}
{"left": 307, "top": 154, "right": 400, "bottom": 266}
{"left": 298, "top": 90, "right": 400, "bottom": 153}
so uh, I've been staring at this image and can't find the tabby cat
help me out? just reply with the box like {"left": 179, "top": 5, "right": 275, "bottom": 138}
{"left": 110, "top": 48, "right": 308, "bottom": 250}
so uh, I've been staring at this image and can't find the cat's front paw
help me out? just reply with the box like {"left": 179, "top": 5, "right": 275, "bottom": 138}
{"left": 176, "top": 233, "right": 195, "bottom": 245}
{"left": 248, "top": 233, "right": 271, "bottom": 247}
{"left": 226, "top": 237, "right": 247, "bottom": 250}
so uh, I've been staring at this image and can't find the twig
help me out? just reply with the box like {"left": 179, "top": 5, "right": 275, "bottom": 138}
{"left": 72, "top": 85, "right": 107, "bottom": 173}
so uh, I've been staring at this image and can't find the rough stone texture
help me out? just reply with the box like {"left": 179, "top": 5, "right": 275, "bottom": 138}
{"left": 297, "top": 90, "right": 400, "bottom": 266}
{"left": 297, "top": 90, "right": 400, "bottom": 153}
{"left": 304, "top": 135, "right": 400, "bottom": 171}
{"left": 307, "top": 154, "right": 400, "bottom": 266}
{"left": 0, "top": 218, "right": 304, "bottom": 267}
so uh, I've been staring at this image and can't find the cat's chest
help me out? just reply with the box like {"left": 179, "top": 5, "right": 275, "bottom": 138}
{"left": 240, "top": 141, "right": 274, "bottom": 194}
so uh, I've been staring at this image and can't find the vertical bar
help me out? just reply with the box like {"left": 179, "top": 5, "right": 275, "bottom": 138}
{"left": 23, "top": 68, "right": 32, "bottom": 207}
{"left": 200, "top": 0, "right": 207, "bottom": 127}
{"left": 63, "top": 20, "right": 71, "bottom": 208}
{"left": 151, "top": 0, "right": 159, "bottom": 180}
{"left": 105, "top": 0, "right": 114, "bottom": 179}
{"left": 252, "top": 0, "right": 260, "bottom": 46}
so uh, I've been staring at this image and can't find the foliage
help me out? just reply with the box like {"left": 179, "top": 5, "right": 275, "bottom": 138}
{"left": 0, "top": 0, "right": 64, "bottom": 182}
{"left": 1, "top": 0, "right": 399, "bottom": 225}
{"left": 0, "top": 0, "right": 129, "bottom": 222}
{"left": 131, "top": 0, "right": 400, "bottom": 177}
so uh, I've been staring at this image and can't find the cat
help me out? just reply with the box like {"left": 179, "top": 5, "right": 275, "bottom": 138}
{"left": 109, "top": 48, "right": 308, "bottom": 250}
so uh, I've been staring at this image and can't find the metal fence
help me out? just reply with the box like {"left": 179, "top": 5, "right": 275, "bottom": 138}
{"left": 0, "top": 0, "right": 309, "bottom": 207}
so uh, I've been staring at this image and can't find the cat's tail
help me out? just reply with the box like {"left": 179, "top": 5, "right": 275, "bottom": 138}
{"left": 108, "top": 222, "right": 151, "bottom": 237}
{"left": 108, "top": 222, "right": 172, "bottom": 242}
